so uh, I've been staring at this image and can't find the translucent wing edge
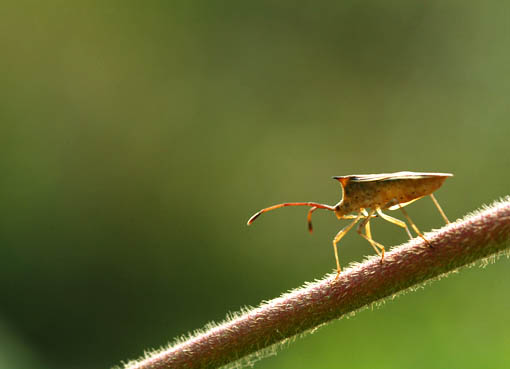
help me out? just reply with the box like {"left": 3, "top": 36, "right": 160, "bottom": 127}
{"left": 345, "top": 171, "right": 453, "bottom": 182}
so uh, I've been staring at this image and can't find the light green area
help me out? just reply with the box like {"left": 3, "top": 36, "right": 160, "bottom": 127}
{"left": 1, "top": 2, "right": 509, "bottom": 368}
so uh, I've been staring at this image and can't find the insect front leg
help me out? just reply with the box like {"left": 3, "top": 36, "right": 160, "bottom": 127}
{"left": 332, "top": 213, "right": 364, "bottom": 279}
{"left": 308, "top": 206, "right": 362, "bottom": 233}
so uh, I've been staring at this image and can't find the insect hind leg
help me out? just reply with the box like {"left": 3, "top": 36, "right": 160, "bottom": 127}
{"left": 430, "top": 193, "right": 450, "bottom": 224}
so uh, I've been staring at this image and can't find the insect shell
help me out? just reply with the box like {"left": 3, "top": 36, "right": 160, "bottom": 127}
{"left": 332, "top": 172, "right": 452, "bottom": 217}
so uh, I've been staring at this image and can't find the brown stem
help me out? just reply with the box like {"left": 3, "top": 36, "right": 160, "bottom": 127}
{"left": 121, "top": 198, "right": 510, "bottom": 369}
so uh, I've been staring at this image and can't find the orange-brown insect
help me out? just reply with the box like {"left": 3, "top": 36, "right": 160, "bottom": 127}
{"left": 247, "top": 171, "right": 452, "bottom": 278}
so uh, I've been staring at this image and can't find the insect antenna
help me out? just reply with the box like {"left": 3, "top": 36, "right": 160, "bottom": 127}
{"left": 247, "top": 202, "right": 336, "bottom": 232}
{"left": 307, "top": 207, "right": 318, "bottom": 233}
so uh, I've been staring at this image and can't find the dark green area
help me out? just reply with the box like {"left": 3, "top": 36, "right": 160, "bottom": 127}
{"left": 1, "top": 2, "right": 509, "bottom": 368}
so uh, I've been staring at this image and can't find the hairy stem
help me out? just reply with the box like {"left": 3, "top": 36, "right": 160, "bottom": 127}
{"left": 122, "top": 198, "right": 510, "bottom": 369}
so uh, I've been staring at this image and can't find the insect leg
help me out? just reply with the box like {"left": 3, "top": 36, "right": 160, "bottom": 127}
{"left": 376, "top": 208, "right": 413, "bottom": 239}
{"left": 332, "top": 213, "right": 364, "bottom": 279}
{"left": 308, "top": 207, "right": 367, "bottom": 233}
{"left": 429, "top": 193, "right": 450, "bottom": 224}
{"left": 361, "top": 208, "right": 380, "bottom": 248}
{"left": 356, "top": 209, "right": 385, "bottom": 262}
{"left": 397, "top": 203, "right": 431, "bottom": 246}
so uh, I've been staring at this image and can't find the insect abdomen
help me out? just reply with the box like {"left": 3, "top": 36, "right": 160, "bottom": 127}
{"left": 378, "top": 177, "right": 448, "bottom": 208}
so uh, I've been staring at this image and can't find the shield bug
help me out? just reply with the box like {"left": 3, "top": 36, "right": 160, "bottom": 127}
{"left": 247, "top": 171, "right": 452, "bottom": 279}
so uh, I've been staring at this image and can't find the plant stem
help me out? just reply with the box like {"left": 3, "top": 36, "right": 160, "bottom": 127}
{"left": 121, "top": 198, "right": 510, "bottom": 369}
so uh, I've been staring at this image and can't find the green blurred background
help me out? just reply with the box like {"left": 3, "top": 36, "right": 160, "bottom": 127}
{"left": 1, "top": 1, "right": 510, "bottom": 368}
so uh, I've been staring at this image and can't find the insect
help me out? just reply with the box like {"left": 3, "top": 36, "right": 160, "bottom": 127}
{"left": 247, "top": 171, "right": 452, "bottom": 279}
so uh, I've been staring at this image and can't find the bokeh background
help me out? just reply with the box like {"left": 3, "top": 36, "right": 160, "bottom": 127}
{"left": 1, "top": 2, "right": 510, "bottom": 368}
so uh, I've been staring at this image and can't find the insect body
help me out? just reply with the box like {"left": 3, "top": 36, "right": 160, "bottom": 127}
{"left": 247, "top": 171, "right": 452, "bottom": 279}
